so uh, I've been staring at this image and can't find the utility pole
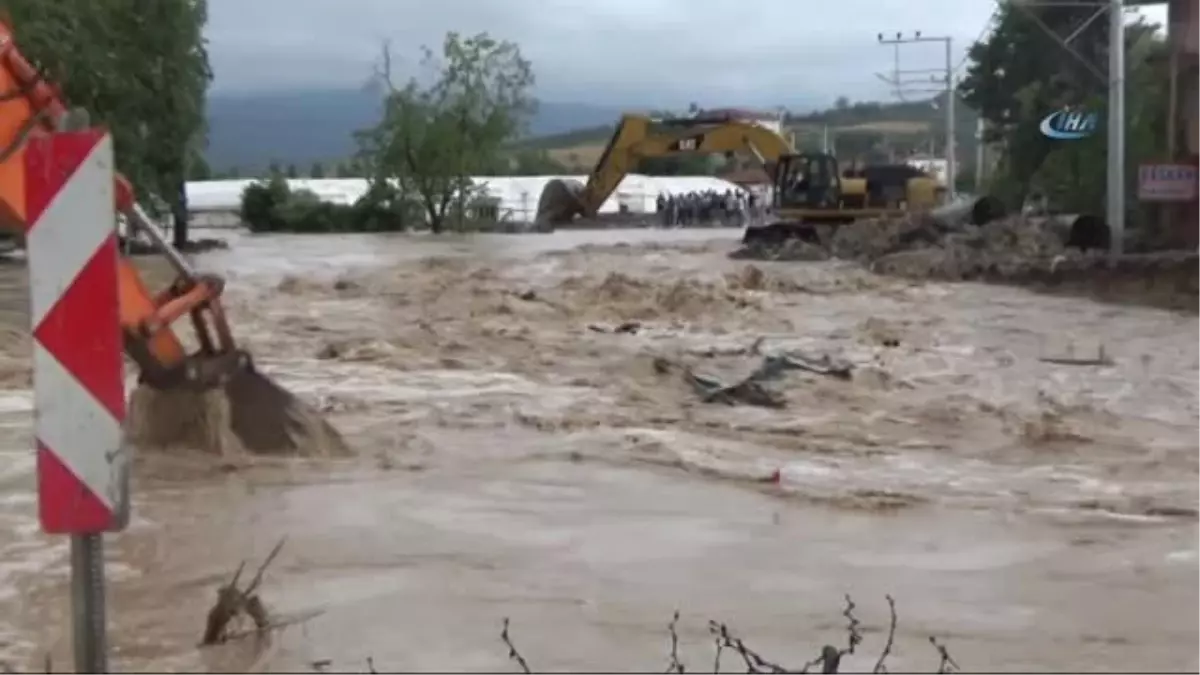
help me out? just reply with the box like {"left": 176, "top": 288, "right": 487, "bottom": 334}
{"left": 1106, "top": 0, "right": 1125, "bottom": 255}
{"left": 975, "top": 117, "right": 987, "bottom": 192}
{"left": 877, "top": 31, "right": 957, "bottom": 201}
{"left": 1010, "top": 0, "right": 1127, "bottom": 258}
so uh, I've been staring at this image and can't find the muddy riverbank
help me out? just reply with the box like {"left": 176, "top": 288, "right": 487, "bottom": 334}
{"left": 0, "top": 229, "right": 1195, "bottom": 672}
{"left": 735, "top": 216, "right": 1199, "bottom": 312}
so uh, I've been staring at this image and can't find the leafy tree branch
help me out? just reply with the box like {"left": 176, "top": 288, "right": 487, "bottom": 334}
{"left": 355, "top": 32, "right": 536, "bottom": 232}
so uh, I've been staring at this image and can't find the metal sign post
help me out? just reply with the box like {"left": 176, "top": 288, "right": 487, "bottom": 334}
{"left": 24, "top": 129, "right": 129, "bottom": 674}
{"left": 70, "top": 535, "right": 109, "bottom": 671}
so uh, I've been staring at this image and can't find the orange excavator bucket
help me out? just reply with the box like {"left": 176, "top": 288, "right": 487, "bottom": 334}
{"left": 0, "top": 22, "right": 347, "bottom": 457}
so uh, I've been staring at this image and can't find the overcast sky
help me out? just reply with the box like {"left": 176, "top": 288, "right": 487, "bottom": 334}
{"left": 205, "top": 0, "right": 1169, "bottom": 109}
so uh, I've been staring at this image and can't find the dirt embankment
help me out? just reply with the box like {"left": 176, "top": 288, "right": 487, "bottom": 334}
{"left": 734, "top": 215, "right": 1199, "bottom": 311}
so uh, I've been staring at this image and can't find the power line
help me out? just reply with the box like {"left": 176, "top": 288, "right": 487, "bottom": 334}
{"left": 1003, "top": 0, "right": 1126, "bottom": 256}
{"left": 874, "top": 1, "right": 1130, "bottom": 257}
{"left": 874, "top": 7, "right": 999, "bottom": 97}
{"left": 953, "top": 7, "right": 1001, "bottom": 75}
{"left": 876, "top": 31, "right": 958, "bottom": 201}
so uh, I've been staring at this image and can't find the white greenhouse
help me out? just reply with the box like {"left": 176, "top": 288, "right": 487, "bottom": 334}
{"left": 184, "top": 174, "right": 748, "bottom": 224}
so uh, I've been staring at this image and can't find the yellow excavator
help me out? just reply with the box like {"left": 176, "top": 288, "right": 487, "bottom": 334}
{"left": 534, "top": 112, "right": 975, "bottom": 244}
{"left": 536, "top": 112, "right": 797, "bottom": 223}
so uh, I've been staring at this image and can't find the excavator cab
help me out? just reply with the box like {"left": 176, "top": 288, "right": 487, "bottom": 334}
{"left": 742, "top": 150, "right": 951, "bottom": 246}
{"left": 775, "top": 152, "right": 843, "bottom": 210}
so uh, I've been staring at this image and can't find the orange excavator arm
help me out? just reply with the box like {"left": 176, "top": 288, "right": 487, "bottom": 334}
{"left": 0, "top": 22, "right": 241, "bottom": 389}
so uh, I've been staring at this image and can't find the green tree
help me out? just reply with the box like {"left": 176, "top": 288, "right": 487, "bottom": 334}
{"left": 310, "top": 161, "right": 326, "bottom": 178}
{"left": 143, "top": 0, "right": 212, "bottom": 247}
{"left": 960, "top": 2, "right": 1169, "bottom": 226}
{"left": 285, "top": 163, "right": 299, "bottom": 178}
{"left": 190, "top": 153, "right": 213, "bottom": 181}
{"left": 958, "top": 0, "right": 1111, "bottom": 206}
{"left": 355, "top": 33, "right": 536, "bottom": 232}
{"left": 5, "top": 0, "right": 211, "bottom": 246}
{"left": 239, "top": 175, "right": 291, "bottom": 231}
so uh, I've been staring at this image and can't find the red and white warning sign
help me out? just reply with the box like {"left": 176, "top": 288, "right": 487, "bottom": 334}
{"left": 23, "top": 130, "right": 129, "bottom": 534}
{"left": 1137, "top": 163, "right": 1199, "bottom": 202}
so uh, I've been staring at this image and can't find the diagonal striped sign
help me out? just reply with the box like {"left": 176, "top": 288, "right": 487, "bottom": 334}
{"left": 23, "top": 130, "right": 129, "bottom": 534}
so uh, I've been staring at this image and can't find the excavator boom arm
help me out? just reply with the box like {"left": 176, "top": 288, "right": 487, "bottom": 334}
{"left": 0, "top": 22, "right": 238, "bottom": 388}
{"left": 575, "top": 114, "right": 796, "bottom": 217}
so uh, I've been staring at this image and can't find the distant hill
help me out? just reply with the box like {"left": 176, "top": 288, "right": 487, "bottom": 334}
{"left": 518, "top": 96, "right": 981, "bottom": 172}
{"left": 204, "top": 89, "right": 982, "bottom": 176}
{"left": 203, "top": 88, "right": 627, "bottom": 171}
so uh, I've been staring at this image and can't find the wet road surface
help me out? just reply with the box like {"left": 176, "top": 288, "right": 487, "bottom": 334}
{"left": 0, "top": 228, "right": 1196, "bottom": 672}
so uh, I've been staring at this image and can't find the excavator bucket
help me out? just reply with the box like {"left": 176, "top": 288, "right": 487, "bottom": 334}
{"left": 0, "top": 20, "right": 345, "bottom": 458}
{"left": 114, "top": 258, "right": 348, "bottom": 458}
{"left": 535, "top": 178, "right": 588, "bottom": 226}
{"left": 125, "top": 352, "right": 350, "bottom": 457}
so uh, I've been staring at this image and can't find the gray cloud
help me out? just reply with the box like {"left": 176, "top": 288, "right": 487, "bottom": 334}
{"left": 206, "top": 0, "right": 1166, "bottom": 109}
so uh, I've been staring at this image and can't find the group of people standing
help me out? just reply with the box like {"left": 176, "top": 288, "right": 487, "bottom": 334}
{"left": 654, "top": 189, "right": 765, "bottom": 228}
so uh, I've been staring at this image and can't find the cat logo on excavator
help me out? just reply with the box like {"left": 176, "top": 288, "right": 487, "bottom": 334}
{"left": 671, "top": 136, "right": 700, "bottom": 152}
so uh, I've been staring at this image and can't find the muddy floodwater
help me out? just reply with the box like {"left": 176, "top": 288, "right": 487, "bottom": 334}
{"left": 0, "top": 228, "right": 1196, "bottom": 673}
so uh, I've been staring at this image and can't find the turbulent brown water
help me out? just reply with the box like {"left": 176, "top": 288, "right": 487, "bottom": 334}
{"left": 0, "top": 228, "right": 1196, "bottom": 672}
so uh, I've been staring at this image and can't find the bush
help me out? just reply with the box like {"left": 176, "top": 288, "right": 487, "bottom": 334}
{"left": 238, "top": 177, "right": 419, "bottom": 233}
{"left": 349, "top": 180, "right": 422, "bottom": 232}
{"left": 239, "top": 176, "right": 291, "bottom": 232}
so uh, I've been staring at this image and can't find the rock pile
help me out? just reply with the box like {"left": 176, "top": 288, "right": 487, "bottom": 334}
{"left": 735, "top": 213, "right": 1071, "bottom": 277}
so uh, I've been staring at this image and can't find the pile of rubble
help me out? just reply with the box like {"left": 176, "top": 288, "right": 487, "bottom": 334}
{"left": 729, "top": 212, "right": 1080, "bottom": 281}
{"left": 724, "top": 211, "right": 1200, "bottom": 306}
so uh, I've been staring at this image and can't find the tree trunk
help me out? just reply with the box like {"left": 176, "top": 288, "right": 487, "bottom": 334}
{"left": 427, "top": 206, "right": 444, "bottom": 233}
{"left": 172, "top": 176, "right": 189, "bottom": 249}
